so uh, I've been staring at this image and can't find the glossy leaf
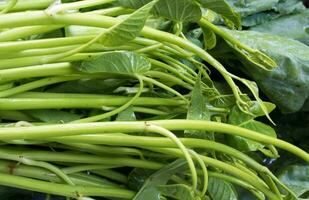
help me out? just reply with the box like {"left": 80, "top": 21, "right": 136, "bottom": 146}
{"left": 100, "top": 0, "right": 158, "bottom": 46}
{"left": 251, "top": 10, "right": 309, "bottom": 45}
{"left": 278, "top": 165, "right": 309, "bottom": 198}
{"left": 78, "top": 51, "right": 151, "bottom": 75}
{"left": 227, "top": 30, "right": 309, "bottom": 113}
{"left": 208, "top": 177, "right": 238, "bottom": 200}
{"left": 226, "top": 0, "right": 278, "bottom": 17}
{"left": 200, "top": 0, "right": 241, "bottom": 29}
{"left": 133, "top": 159, "right": 187, "bottom": 200}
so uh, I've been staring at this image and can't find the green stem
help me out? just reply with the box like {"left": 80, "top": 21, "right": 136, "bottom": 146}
{"left": 71, "top": 75, "right": 143, "bottom": 123}
{"left": 0, "top": 0, "right": 17, "bottom": 14}
{"left": 0, "top": 173, "right": 135, "bottom": 199}
{"left": 0, "top": 147, "right": 164, "bottom": 169}
{"left": 0, "top": 62, "right": 74, "bottom": 83}
{"left": 148, "top": 147, "right": 278, "bottom": 200}
{"left": 145, "top": 124, "right": 198, "bottom": 192}
{"left": 0, "top": 149, "right": 74, "bottom": 185}
{"left": 91, "top": 169, "right": 127, "bottom": 184}
{"left": 47, "top": 0, "right": 116, "bottom": 14}
{"left": 62, "top": 143, "right": 144, "bottom": 158}
{"left": 141, "top": 76, "right": 188, "bottom": 102}
{"left": 0, "top": 75, "right": 90, "bottom": 98}
{"left": 0, "top": 120, "right": 305, "bottom": 162}
{"left": 0, "top": 0, "right": 54, "bottom": 12}
{"left": 190, "top": 150, "right": 208, "bottom": 197}
{"left": 0, "top": 160, "right": 118, "bottom": 187}
{"left": 0, "top": 25, "right": 61, "bottom": 42}
{"left": 62, "top": 165, "right": 118, "bottom": 174}
{"left": 145, "top": 71, "right": 193, "bottom": 90}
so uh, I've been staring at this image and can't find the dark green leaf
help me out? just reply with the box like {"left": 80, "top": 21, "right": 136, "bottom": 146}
{"left": 133, "top": 159, "right": 187, "bottom": 200}
{"left": 278, "top": 165, "right": 309, "bottom": 198}
{"left": 78, "top": 51, "right": 151, "bottom": 75}
{"left": 200, "top": 0, "right": 241, "bottom": 29}
{"left": 208, "top": 177, "right": 238, "bottom": 200}
{"left": 251, "top": 10, "right": 309, "bottom": 45}
{"left": 226, "top": 30, "right": 309, "bottom": 113}
{"left": 47, "top": 79, "right": 126, "bottom": 94}
{"left": 226, "top": 0, "right": 279, "bottom": 17}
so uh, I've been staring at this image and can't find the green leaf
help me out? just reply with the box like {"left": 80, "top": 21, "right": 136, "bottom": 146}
{"left": 207, "top": 177, "right": 238, "bottom": 200}
{"left": 101, "top": 0, "right": 158, "bottom": 46}
{"left": 116, "top": 106, "right": 136, "bottom": 121}
{"left": 133, "top": 159, "right": 187, "bottom": 200}
{"left": 200, "top": 0, "right": 241, "bottom": 29}
{"left": 201, "top": 26, "right": 217, "bottom": 50}
{"left": 226, "top": 30, "right": 309, "bottom": 113}
{"left": 185, "top": 76, "right": 213, "bottom": 140}
{"left": 25, "top": 110, "right": 80, "bottom": 123}
{"left": 157, "top": 184, "right": 195, "bottom": 200}
{"left": 227, "top": 103, "right": 277, "bottom": 151}
{"left": 278, "top": 165, "right": 309, "bottom": 198}
{"left": 78, "top": 51, "right": 151, "bottom": 75}
{"left": 226, "top": 0, "right": 279, "bottom": 17}
{"left": 118, "top": 0, "right": 202, "bottom": 22}
{"left": 251, "top": 10, "right": 309, "bottom": 45}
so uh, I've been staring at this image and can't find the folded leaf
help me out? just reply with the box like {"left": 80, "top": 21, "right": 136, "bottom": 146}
{"left": 225, "top": 30, "right": 309, "bottom": 113}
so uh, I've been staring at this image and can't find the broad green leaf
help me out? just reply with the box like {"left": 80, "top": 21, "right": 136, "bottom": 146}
{"left": 185, "top": 76, "right": 213, "bottom": 140}
{"left": 200, "top": 0, "right": 241, "bottom": 29}
{"left": 133, "top": 159, "right": 187, "bottom": 200}
{"left": 208, "top": 177, "right": 238, "bottom": 200}
{"left": 100, "top": 0, "right": 158, "bottom": 46}
{"left": 278, "top": 165, "right": 309, "bottom": 198}
{"left": 25, "top": 110, "right": 80, "bottom": 123}
{"left": 227, "top": 104, "right": 277, "bottom": 151}
{"left": 78, "top": 51, "right": 151, "bottom": 75}
{"left": 157, "top": 184, "right": 195, "bottom": 200}
{"left": 251, "top": 10, "right": 309, "bottom": 45}
{"left": 226, "top": 0, "right": 279, "bottom": 17}
{"left": 201, "top": 26, "right": 217, "bottom": 50}
{"left": 118, "top": 0, "right": 202, "bottom": 22}
{"left": 153, "top": 0, "right": 201, "bottom": 22}
{"left": 226, "top": 30, "right": 309, "bottom": 113}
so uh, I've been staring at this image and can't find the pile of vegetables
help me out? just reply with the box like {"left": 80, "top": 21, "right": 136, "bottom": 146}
{"left": 0, "top": 0, "right": 308, "bottom": 199}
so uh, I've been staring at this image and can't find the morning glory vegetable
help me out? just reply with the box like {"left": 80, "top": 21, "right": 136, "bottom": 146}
{"left": 0, "top": 0, "right": 308, "bottom": 200}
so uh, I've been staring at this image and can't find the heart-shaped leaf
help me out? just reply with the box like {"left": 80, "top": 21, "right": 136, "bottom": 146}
{"left": 77, "top": 51, "right": 151, "bottom": 75}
